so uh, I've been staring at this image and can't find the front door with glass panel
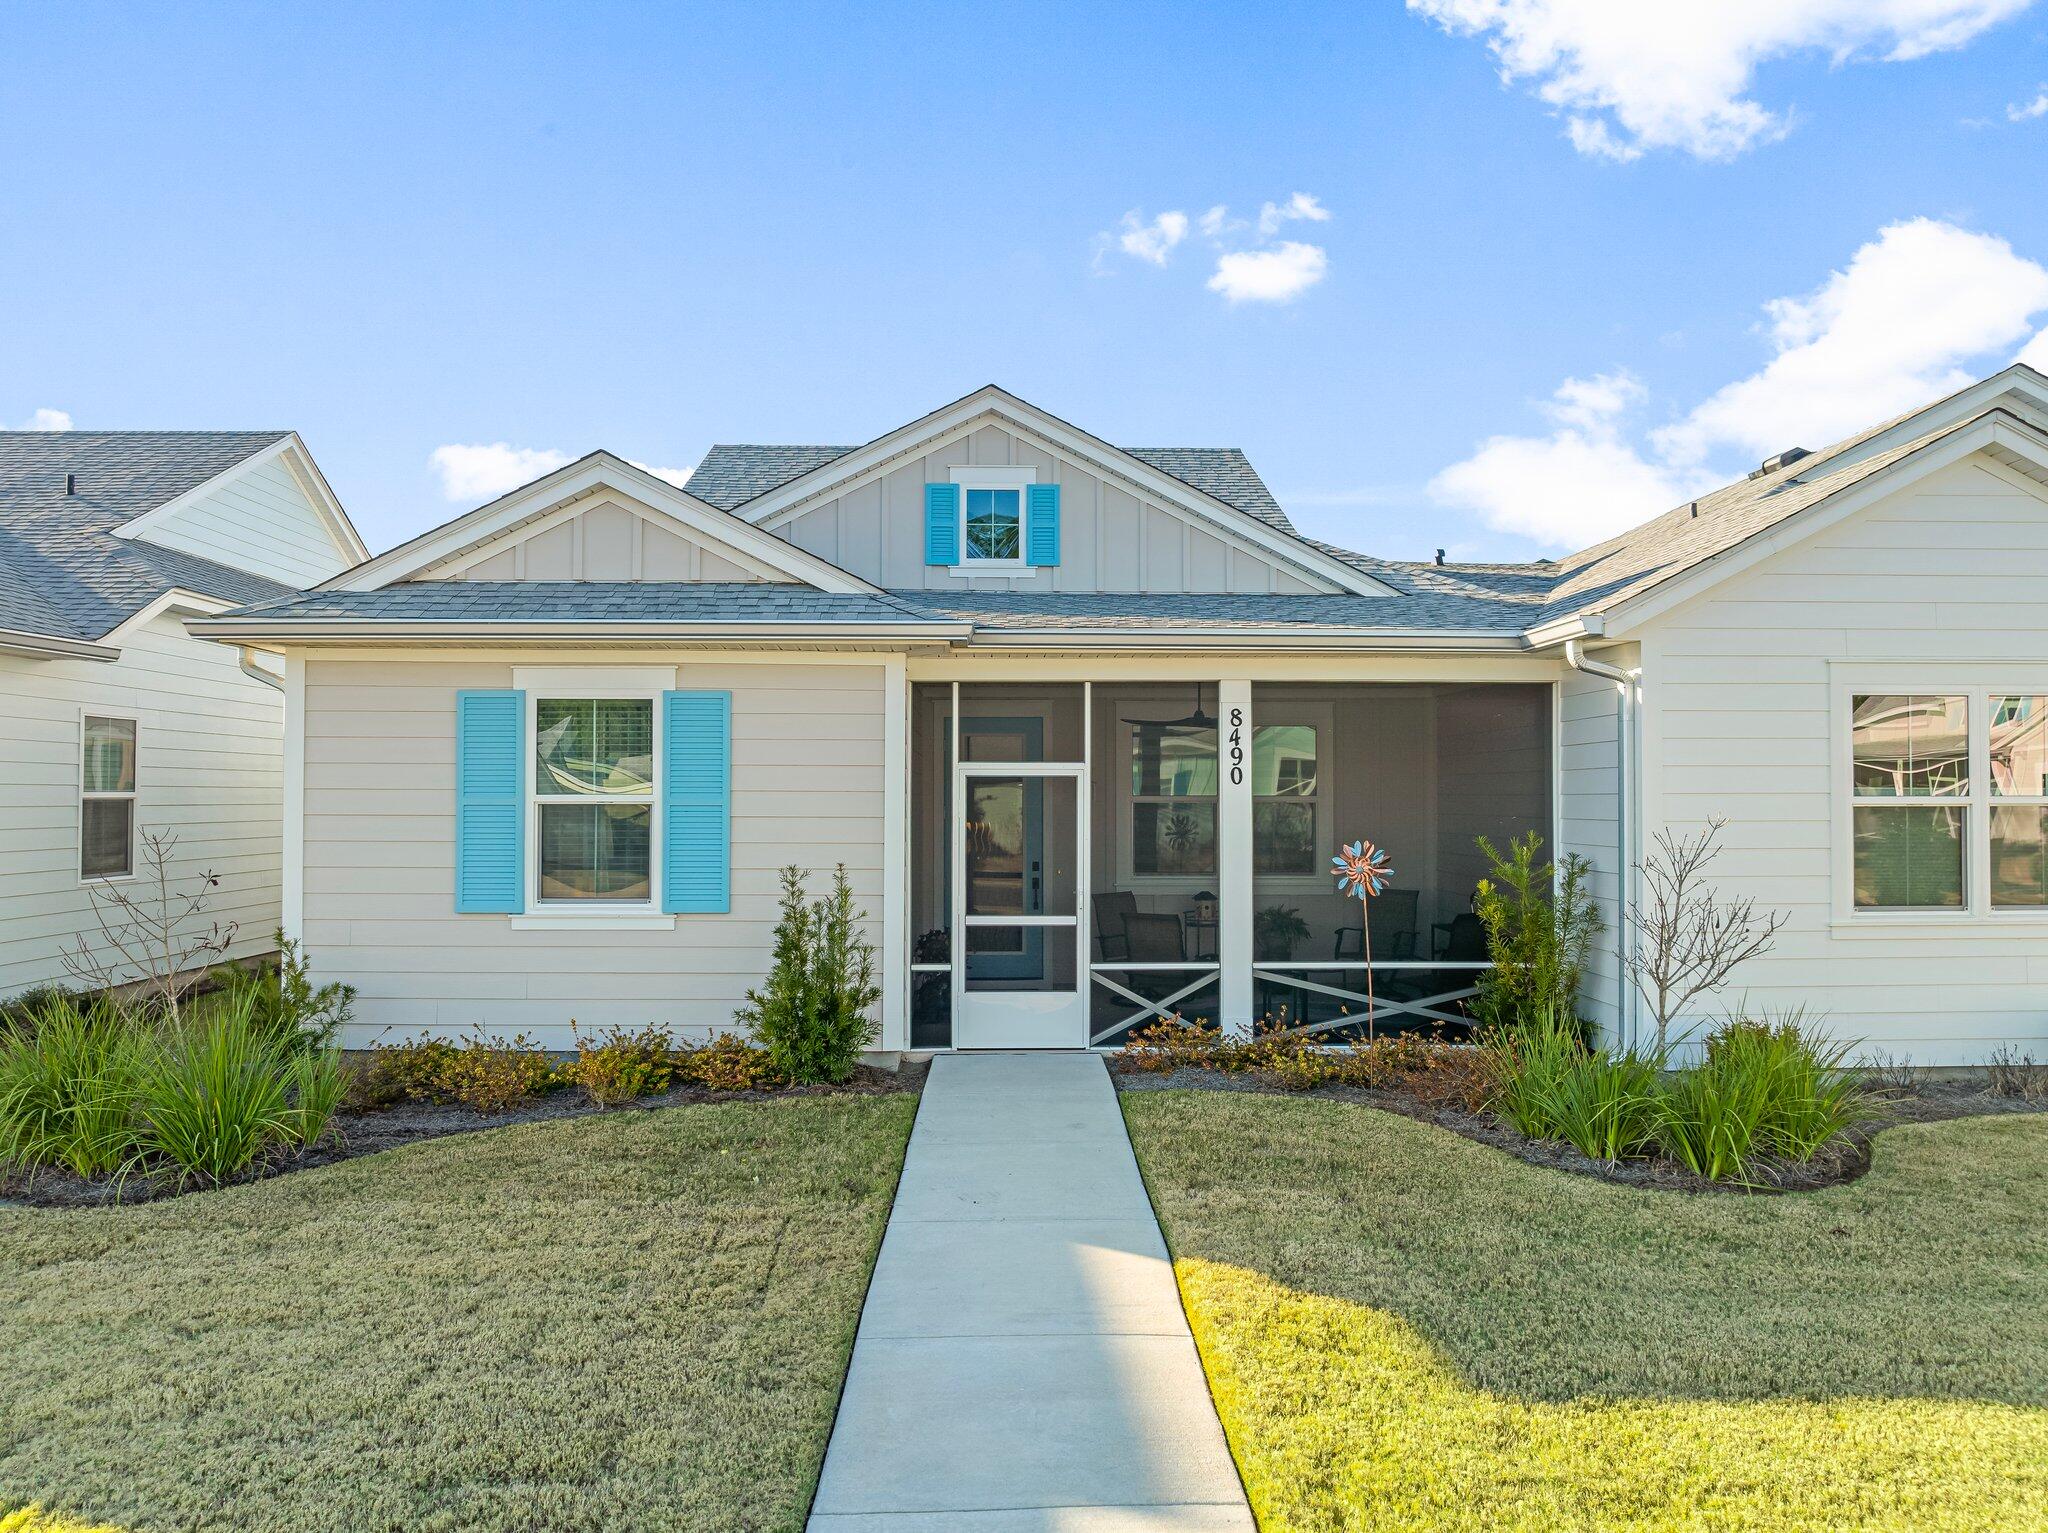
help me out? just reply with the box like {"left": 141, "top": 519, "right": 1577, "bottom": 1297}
{"left": 954, "top": 764, "right": 1084, "bottom": 1048}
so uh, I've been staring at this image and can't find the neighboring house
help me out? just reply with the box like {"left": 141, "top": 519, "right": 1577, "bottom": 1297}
{"left": 194, "top": 369, "right": 2048, "bottom": 1065}
{"left": 0, "top": 432, "right": 366, "bottom": 998}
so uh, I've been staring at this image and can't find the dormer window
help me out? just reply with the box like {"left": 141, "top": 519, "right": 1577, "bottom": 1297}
{"left": 964, "top": 488, "right": 1024, "bottom": 566}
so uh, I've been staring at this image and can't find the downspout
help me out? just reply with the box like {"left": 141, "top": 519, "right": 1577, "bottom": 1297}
{"left": 1564, "top": 639, "right": 1642, "bottom": 1051}
{"left": 238, "top": 646, "right": 285, "bottom": 692}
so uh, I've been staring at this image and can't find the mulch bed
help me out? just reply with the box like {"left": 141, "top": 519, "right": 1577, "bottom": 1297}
{"left": 1114, "top": 1064, "right": 2046, "bottom": 1195}
{"left": 1, "top": 1058, "right": 927, "bottom": 1211}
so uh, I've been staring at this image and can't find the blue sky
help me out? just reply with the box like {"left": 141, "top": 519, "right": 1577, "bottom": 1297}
{"left": 4, "top": 1, "right": 2047, "bottom": 562}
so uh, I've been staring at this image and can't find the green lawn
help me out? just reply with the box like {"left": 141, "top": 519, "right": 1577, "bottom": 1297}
{"left": 1, "top": 1095, "right": 917, "bottom": 1533}
{"left": 1122, "top": 1092, "right": 2048, "bottom": 1533}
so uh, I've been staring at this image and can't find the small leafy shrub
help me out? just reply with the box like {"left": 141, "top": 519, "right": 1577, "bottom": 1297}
{"left": 216, "top": 933, "right": 356, "bottom": 1053}
{"left": 1483, "top": 1008, "right": 1663, "bottom": 1161}
{"left": 1471, "top": 832, "right": 1601, "bottom": 1036}
{"left": 350, "top": 1032, "right": 562, "bottom": 1114}
{"left": 134, "top": 994, "right": 298, "bottom": 1184}
{"left": 736, "top": 865, "right": 880, "bottom": 1084}
{"left": 0, "top": 995, "right": 147, "bottom": 1177}
{"left": 1986, "top": 1044, "right": 2048, "bottom": 1101}
{"left": 1117, "top": 1015, "right": 1228, "bottom": 1074}
{"left": 681, "top": 1033, "right": 783, "bottom": 1092}
{"left": 565, "top": 1025, "right": 680, "bottom": 1106}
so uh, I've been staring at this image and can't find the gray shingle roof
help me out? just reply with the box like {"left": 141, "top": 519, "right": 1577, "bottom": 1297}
{"left": 0, "top": 431, "right": 297, "bottom": 640}
{"left": 687, "top": 443, "right": 1297, "bottom": 531}
{"left": 220, "top": 582, "right": 947, "bottom": 625}
{"left": 902, "top": 585, "right": 1544, "bottom": 634}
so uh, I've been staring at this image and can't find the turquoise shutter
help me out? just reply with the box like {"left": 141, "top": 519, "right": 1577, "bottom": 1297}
{"left": 1026, "top": 483, "right": 1061, "bottom": 566}
{"left": 924, "top": 483, "right": 960, "bottom": 565}
{"left": 663, "top": 690, "right": 730, "bottom": 914}
{"left": 455, "top": 690, "right": 524, "bottom": 913}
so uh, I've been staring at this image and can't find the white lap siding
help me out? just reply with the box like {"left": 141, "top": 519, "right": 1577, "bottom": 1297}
{"left": 0, "top": 613, "right": 283, "bottom": 996}
{"left": 1641, "top": 455, "right": 2048, "bottom": 1064}
{"left": 1558, "top": 657, "right": 1629, "bottom": 1042}
{"left": 300, "top": 655, "right": 887, "bottom": 1049}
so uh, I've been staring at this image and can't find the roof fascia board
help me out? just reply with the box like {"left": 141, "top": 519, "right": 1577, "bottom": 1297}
{"left": 326, "top": 453, "right": 881, "bottom": 595}
{"left": 1799, "top": 365, "right": 2048, "bottom": 481}
{"left": 735, "top": 386, "right": 1400, "bottom": 597}
{"left": 418, "top": 488, "right": 803, "bottom": 585}
{"left": 0, "top": 626, "right": 120, "bottom": 662}
{"left": 1597, "top": 414, "right": 2034, "bottom": 639}
{"left": 961, "top": 629, "right": 1526, "bottom": 651}
{"left": 187, "top": 617, "right": 969, "bottom": 644}
{"left": 278, "top": 434, "right": 372, "bottom": 563}
{"left": 102, "top": 588, "right": 238, "bottom": 645}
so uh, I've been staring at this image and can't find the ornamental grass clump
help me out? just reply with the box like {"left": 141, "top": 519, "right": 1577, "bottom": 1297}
{"left": 0, "top": 995, "right": 146, "bottom": 1178}
{"left": 1483, "top": 1006, "right": 1663, "bottom": 1162}
{"left": 135, "top": 993, "right": 299, "bottom": 1184}
{"left": 1654, "top": 1012, "right": 1872, "bottom": 1180}
{"left": 736, "top": 864, "right": 879, "bottom": 1085}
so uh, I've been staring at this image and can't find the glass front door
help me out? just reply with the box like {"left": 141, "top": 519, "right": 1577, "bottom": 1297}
{"left": 954, "top": 766, "right": 1084, "bottom": 1048}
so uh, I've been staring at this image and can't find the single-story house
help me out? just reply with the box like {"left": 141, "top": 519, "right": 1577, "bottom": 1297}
{"left": 0, "top": 431, "right": 365, "bottom": 998}
{"left": 193, "top": 367, "right": 2048, "bottom": 1065}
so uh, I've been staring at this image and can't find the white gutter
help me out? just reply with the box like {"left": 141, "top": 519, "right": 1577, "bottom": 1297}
{"left": 187, "top": 618, "right": 974, "bottom": 644}
{"left": 238, "top": 646, "right": 285, "bottom": 691}
{"left": 1564, "top": 638, "right": 1642, "bottom": 1051}
{"left": 0, "top": 627, "right": 120, "bottom": 662}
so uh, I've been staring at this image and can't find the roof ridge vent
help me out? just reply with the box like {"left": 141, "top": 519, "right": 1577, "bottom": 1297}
{"left": 1748, "top": 446, "right": 1811, "bottom": 480}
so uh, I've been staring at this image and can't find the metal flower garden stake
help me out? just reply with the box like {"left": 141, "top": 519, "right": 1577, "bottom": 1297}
{"left": 1332, "top": 839, "right": 1395, "bottom": 1030}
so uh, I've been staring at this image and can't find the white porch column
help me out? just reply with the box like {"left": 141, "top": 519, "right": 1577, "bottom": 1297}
{"left": 1218, "top": 677, "right": 1253, "bottom": 1037}
{"left": 879, "top": 654, "right": 909, "bottom": 1051}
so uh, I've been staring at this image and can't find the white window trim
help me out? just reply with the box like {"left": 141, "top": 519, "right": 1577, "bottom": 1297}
{"left": 1830, "top": 669, "right": 2048, "bottom": 930}
{"left": 947, "top": 464, "right": 1038, "bottom": 576}
{"left": 521, "top": 683, "right": 669, "bottom": 926}
{"left": 79, "top": 708, "right": 139, "bottom": 885}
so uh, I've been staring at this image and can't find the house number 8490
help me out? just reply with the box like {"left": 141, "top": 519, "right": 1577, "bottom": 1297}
{"left": 1227, "top": 707, "right": 1245, "bottom": 786}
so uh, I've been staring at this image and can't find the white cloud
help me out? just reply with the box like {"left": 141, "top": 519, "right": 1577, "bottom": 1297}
{"left": 10, "top": 407, "right": 72, "bottom": 431}
{"left": 1409, "top": 0, "right": 2037, "bottom": 160}
{"left": 629, "top": 460, "right": 694, "bottom": 489}
{"left": 1655, "top": 217, "right": 2048, "bottom": 462}
{"left": 429, "top": 442, "right": 570, "bottom": 502}
{"left": 1256, "top": 191, "right": 1332, "bottom": 235}
{"left": 2011, "top": 86, "right": 2048, "bottom": 120}
{"left": 1207, "top": 241, "right": 1329, "bottom": 304}
{"left": 1429, "top": 218, "right": 2048, "bottom": 547}
{"left": 1198, "top": 204, "right": 1235, "bottom": 239}
{"left": 1113, "top": 208, "right": 1190, "bottom": 265}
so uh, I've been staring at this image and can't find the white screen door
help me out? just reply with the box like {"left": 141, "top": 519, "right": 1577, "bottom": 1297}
{"left": 952, "top": 763, "right": 1085, "bottom": 1048}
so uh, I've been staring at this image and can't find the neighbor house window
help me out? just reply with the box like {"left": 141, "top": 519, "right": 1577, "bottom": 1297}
{"left": 1990, "top": 694, "right": 2048, "bottom": 907}
{"left": 80, "top": 715, "right": 136, "bottom": 880}
{"left": 1129, "top": 719, "right": 1217, "bottom": 877}
{"left": 534, "top": 698, "right": 654, "bottom": 902}
{"left": 1252, "top": 724, "right": 1319, "bottom": 876}
{"left": 963, "top": 488, "right": 1023, "bottom": 565}
{"left": 1850, "top": 694, "right": 1967, "bottom": 909}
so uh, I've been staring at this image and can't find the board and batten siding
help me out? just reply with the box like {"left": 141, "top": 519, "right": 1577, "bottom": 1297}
{"left": 132, "top": 454, "right": 354, "bottom": 589}
{"left": 768, "top": 421, "right": 1334, "bottom": 595}
{"left": 0, "top": 612, "right": 284, "bottom": 996}
{"left": 301, "top": 656, "right": 886, "bottom": 1048}
{"left": 425, "top": 497, "right": 781, "bottom": 583}
{"left": 1641, "top": 454, "right": 2048, "bottom": 1064}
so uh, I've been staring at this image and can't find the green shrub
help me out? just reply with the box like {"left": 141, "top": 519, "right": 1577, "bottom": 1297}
{"left": 0, "top": 983, "right": 83, "bottom": 1041}
{"left": 0, "top": 995, "right": 147, "bottom": 1177}
{"left": 736, "top": 865, "right": 880, "bottom": 1084}
{"left": 133, "top": 994, "right": 299, "bottom": 1184}
{"left": 1650, "top": 1014, "right": 1870, "bottom": 1183}
{"left": 421, "top": 1032, "right": 561, "bottom": 1114}
{"left": 1471, "top": 832, "right": 1601, "bottom": 1035}
{"left": 282, "top": 1045, "right": 348, "bottom": 1149}
{"left": 565, "top": 1025, "right": 680, "bottom": 1106}
{"left": 1484, "top": 1007, "right": 1663, "bottom": 1161}
{"left": 681, "top": 1033, "right": 783, "bottom": 1092}
{"left": 215, "top": 933, "right": 356, "bottom": 1054}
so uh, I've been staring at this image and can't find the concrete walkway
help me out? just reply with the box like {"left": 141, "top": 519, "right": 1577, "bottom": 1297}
{"left": 808, "top": 1052, "right": 1253, "bottom": 1531}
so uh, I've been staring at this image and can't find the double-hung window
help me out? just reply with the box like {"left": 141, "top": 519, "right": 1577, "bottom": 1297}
{"left": 1847, "top": 689, "right": 2048, "bottom": 913}
{"left": 80, "top": 714, "right": 136, "bottom": 880}
{"left": 963, "top": 487, "right": 1024, "bottom": 568}
{"left": 533, "top": 697, "right": 655, "bottom": 903}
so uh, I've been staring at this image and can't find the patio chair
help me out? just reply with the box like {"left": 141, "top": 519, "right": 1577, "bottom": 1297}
{"left": 1093, "top": 891, "right": 1137, "bottom": 962}
{"left": 1122, "top": 911, "right": 1190, "bottom": 1003}
{"left": 1331, "top": 888, "right": 1419, "bottom": 962}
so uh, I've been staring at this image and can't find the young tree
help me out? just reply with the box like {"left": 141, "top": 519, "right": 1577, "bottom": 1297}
{"left": 736, "top": 864, "right": 880, "bottom": 1083}
{"left": 62, "top": 829, "right": 236, "bottom": 1020}
{"left": 1626, "top": 819, "right": 1787, "bottom": 1051}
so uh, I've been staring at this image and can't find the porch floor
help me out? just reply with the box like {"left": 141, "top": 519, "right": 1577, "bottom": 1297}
{"left": 808, "top": 1052, "right": 1252, "bottom": 1531}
